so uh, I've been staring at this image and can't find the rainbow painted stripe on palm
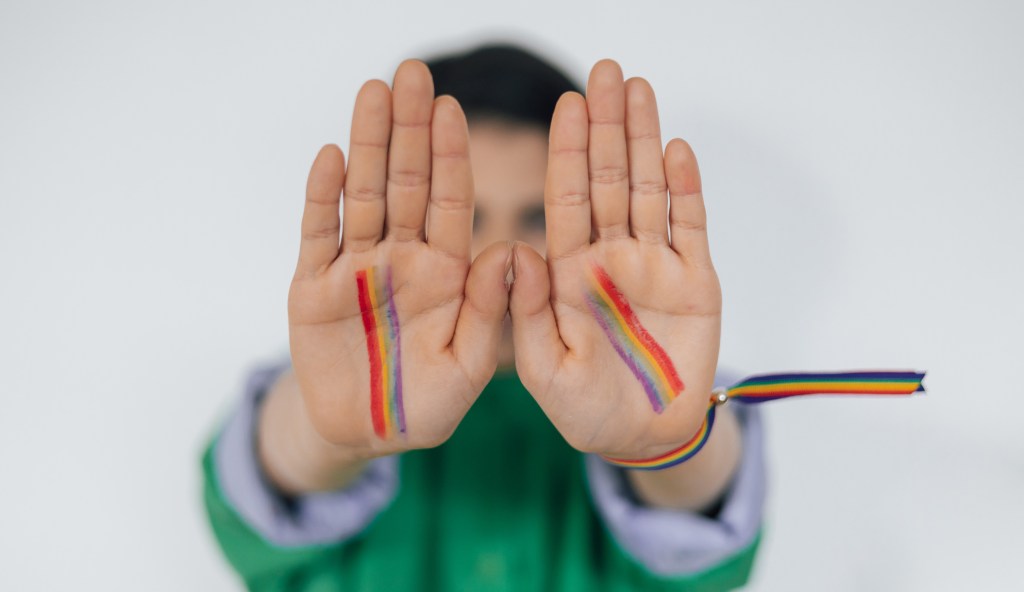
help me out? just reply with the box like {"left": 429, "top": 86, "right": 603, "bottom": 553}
{"left": 601, "top": 370, "right": 926, "bottom": 471}
{"left": 355, "top": 266, "right": 406, "bottom": 439}
{"left": 585, "top": 264, "right": 684, "bottom": 413}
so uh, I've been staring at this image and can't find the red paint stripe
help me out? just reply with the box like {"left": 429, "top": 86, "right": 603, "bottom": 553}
{"left": 356, "top": 270, "right": 386, "bottom": 438}
{"left": 591, "top": 265, "right": 684, "bottom": 393}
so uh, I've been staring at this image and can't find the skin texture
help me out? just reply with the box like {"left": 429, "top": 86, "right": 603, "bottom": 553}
{"left": 258, "top": 59, "right": 741, "bottom": 512}
{"left": 466, "top": 118, "right": 549, "bottom": 368}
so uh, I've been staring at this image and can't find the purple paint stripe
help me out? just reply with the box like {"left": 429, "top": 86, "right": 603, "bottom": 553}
{"left": 588, "top": 292, "right": 674, "bottom": 410}
{"left": 385, "top": 268, "right": 406, "bottom": 433}
{"left": 587, "top": 295, "right": 665, "bottom": 413}
{"left": 589, "top": 294, "right": 671, "bottom": 411}
{"left": 590, "top": 297, "right": 666, "bottom": 412}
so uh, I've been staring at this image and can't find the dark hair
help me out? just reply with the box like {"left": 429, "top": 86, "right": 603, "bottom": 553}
{"left": 423, "top": 43, "right": 582, "bottom": 131}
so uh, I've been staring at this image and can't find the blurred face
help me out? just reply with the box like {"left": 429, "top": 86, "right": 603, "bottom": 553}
{"left": 466, "top": 119, "right": 549, "bottom": 368}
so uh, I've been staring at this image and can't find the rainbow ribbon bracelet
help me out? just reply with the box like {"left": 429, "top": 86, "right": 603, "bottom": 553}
{"left": 599, "top": 370, "right": 927, "bottom": 471}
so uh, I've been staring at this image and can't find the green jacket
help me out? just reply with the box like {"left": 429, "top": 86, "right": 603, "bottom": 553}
{"left": 202, "top": 367, "right": 762, "bottom": 591}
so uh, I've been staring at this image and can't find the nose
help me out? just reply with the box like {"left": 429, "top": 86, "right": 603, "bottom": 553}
{"left": 470, "top": 215, "right": 516, "bottom": 261}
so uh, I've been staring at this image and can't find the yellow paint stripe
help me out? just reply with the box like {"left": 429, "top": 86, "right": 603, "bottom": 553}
{"left": 590, "top": 274, "right": 676, "bottom": 398}
{"left": 376, "top": 272, "right": 396, "bottom": 436}
{"left": 366, "top": 267, "right": 391, "bottom": 436}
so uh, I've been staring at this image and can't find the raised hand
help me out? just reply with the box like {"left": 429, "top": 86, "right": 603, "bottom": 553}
{"left": 509, "top": 60, "right": 723, "bottom": 460}
{"left": 288, "top": 60, "right": 510, "bottom": 458}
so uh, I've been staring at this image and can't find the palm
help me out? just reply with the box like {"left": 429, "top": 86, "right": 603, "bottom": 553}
{"left": 545, "top": 240, "right": 721, "bottom": 456}
{"left": 289, "top": 61, "right": 509, "bottom": 455}
{"left": 290, "top": 242, "right": 474, "bottom": 447}
{"left": 510, "top": 60, "right": 722, "bottom": 459}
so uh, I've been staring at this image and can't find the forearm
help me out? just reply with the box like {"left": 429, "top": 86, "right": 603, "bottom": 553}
{"left": 257, "top": 367, "right": 375, "bottom": 495}
{"left": 625, "top": 403, "right": 742, "bottom": 512}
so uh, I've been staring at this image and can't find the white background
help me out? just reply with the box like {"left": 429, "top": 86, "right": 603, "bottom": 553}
{"left": 1, "top": 0, "right": 1022, "bottom": 590}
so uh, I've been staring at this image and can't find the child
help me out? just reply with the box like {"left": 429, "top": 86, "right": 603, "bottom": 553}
{"left": 201, "top": 43, "right": 766, "bottom": 591}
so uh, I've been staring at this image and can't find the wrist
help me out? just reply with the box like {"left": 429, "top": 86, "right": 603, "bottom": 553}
{"left": 598, "top": 386, "right": 730, "bottom": 469}
{"left": 619, "top": 404, "right": 742, "bottom": 511}
{"left": 256, "top": 367, "right": 379, "bottom": 495}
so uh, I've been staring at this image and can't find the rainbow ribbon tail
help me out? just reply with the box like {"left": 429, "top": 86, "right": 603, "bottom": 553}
{"left": 600, "top": 369, "right": 927, "bottom": 471}
{"left": 725, "top": 370, "right": 926, "bottom": 404}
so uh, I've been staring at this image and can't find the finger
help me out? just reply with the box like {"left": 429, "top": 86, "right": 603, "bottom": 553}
{"left": 624, "top": 77, "right": 669, "bottom": 244}
{"left": 385, "top": 59, "right": 434, "bottom": 242}
{"left": 508, "top": 242, "right": 568, "bottom": 393}
{"left": 544, "top": 92, "right": 591, "bottom": 261}
{"left": 426, "top": 96, "right": 473, "bottom": 261}
{"left": 665, "top": 138, "right": 712, "bottom": 266}
{"left": 586, "top": 59, "right": 630, "bottom": 240}
{"left": 296, "top": 144, "right": 345, "bottom": 278}
{"left": 451, "top": 241, "right": 513, "bottom": 391}
{"left": 341, "top": 80, "right": 392, "bottom": 253}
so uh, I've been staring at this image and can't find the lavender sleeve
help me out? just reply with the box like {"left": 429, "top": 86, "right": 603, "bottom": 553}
{"left": 211, "top": 354, "right": 399, "bottom": 547}
{"left": 584, "top": 368, "right": 767, "bottom": 576}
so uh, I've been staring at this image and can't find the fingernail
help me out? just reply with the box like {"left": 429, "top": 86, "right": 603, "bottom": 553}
{"left": 510, "top": 240, "right": 520, "bottom": 286}
{"left": 503, "top": 241, "right": 516, "bottom": 291}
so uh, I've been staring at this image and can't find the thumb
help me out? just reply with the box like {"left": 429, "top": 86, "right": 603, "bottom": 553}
{"left": 451, "top": 241, "right": 513, "bottom": 390}
{"left": 508, "top": 242, "right": 567, "bottom": 393}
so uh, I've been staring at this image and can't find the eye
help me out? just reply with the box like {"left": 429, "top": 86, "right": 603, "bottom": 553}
{"left": 520, "top": 205, "right": 546, "bottom": 232}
